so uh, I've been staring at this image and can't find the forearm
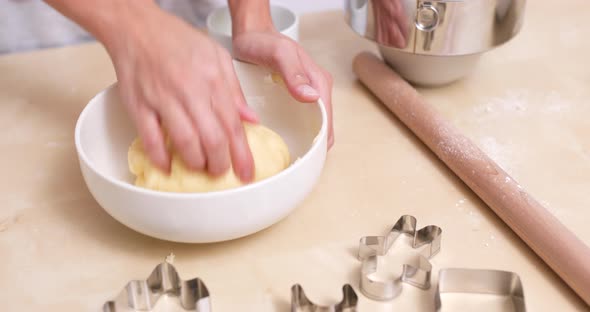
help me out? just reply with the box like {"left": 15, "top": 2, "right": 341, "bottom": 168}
{"left": 43, "top": 0, "right": 161, "bottom": 51}
{"left": 227, "top": 0, "right": 273, "bottom": 35}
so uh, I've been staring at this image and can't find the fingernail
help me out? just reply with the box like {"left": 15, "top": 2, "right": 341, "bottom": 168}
{"left": 158, "top": 152, "right": 171, "bottom": 174}
{"left": 297, "top": 84, "right": 319, "bottom": 98}
{"left": 239, "top": 111, "right": 259, "bottom": 124}
{"left": 242, "top": 106, "right": 259, "bottom": 122}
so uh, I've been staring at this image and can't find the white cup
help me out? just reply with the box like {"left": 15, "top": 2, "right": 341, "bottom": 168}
{"left": 206, "top": 5, "right": 299, "bottom": 56}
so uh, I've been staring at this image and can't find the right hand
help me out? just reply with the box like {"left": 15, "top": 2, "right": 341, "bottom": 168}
{"left": 103, "top": 7, "right": 257, "bottom": 181}
{"left": 372, "top": 0, "right": 409, "bottom": 48}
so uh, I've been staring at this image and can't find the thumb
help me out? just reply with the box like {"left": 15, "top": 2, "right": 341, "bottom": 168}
{"left": 270, "top": 50, "right": 320, "bottom": 103}
{"left": 277, "top": 72, "right": 320, "bottom": 103}
{"left": 234, "top": 34, "right": 320, "bottom": 102}
{"left": 237, "top": 105, "right": 259, "bottom": 123}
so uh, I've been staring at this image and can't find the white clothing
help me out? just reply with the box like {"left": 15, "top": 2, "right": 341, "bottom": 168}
{"left": 0, "top": 0, "right": 224, "bottom": 54}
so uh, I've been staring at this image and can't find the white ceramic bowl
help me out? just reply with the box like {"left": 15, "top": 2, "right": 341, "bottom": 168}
{"left": 206, "top": 5, "right": 299, "bottom": 55}
{"left": 75, "top": 61, "right": 327, "bottom": 243}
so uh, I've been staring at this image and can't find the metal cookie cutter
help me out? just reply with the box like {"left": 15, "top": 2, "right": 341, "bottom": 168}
{"left": 103, "top": 261, "right": 211, "bottom": 312}
{"left": 291, "top": 284, "right": 358, "bottom": 312}
{"left": 435, "top": 268, "right": 526, "bottom": 312}
{"left": 358, "top": 215, "right": 442, "bottom": 300}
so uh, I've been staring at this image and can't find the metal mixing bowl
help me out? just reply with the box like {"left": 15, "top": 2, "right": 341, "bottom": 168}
{"left": 346, "top": 0, "right": 526, "bottom": 86}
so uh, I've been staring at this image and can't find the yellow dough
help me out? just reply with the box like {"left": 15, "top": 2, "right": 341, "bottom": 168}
{"left": 128, "top": 123, "right": 291, "bottom": 193}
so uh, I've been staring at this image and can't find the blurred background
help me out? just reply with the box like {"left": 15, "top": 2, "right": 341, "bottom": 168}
{"left": 0, "top": 0, "right": 343, "bottom": 55}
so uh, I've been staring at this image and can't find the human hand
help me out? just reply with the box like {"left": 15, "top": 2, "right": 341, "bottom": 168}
{"left": 372, "top": 0, "right": 409, "bottom": 48}
{"left": 104, "top": 7, "right": 257, "bottom": 181}
{"left": 232, "top": 29, "right": 335, "bottom": 148}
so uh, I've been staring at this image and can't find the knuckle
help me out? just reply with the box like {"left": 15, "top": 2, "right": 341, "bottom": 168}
{"left": 203, "top": 132, "right": 228, "bottom": 152}
{"left": 171, "top": 131, "right": 193, "bottom": 150}
{"left": 140, "top": 87, "right": 156, "bottom": 105}
{"left": 190, "top": 154, "right": 206, "bottom": 169}
{"left": 227, "top": 117, "right": 245, "bottom": 138}
{"left": 271, "top": 38, "right": 295, "bottom": 62}
{"left": 171, "top": 72, "right": 191, "bottom": 91}
{"left": 209, "top": 160, "right": 230, "bottom": 175}
{"left": 270, "top": 48, "right": 282, "bottom": 65}
{"left": 202, "top": 66, "right": 221, "bottom": 83}
{"left": 145, "top": 87, "right": 170, "bottom": 110}
{"left": 140, "top": 133, "right": 158, "bottom": 151}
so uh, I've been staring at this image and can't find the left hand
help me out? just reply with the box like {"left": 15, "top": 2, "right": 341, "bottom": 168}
{"left": 232, "top": 30, "right": 334, "bottom": 148}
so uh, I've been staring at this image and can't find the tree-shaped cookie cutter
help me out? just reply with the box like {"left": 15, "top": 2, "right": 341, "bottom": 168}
{"left": 291, "top": 284, "right": 358, "bottom": 312}
{"left": 358, "top": 215, "right": 442, "bottom": 301}
{"left": 102, "top": 262, "right": 211, "bottom": 311}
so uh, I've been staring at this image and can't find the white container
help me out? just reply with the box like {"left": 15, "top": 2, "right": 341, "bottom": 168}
{"left": 206, "top": 5, "right": 299, "bottom": 55}
{"left": 74, "top": 60, "right": 327, "bottom": 243}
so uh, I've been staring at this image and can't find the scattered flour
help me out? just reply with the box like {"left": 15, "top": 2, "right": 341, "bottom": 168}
{"left": 478, "top": 136, "right": 510, "bottom": 169}
{"left": 468, "top": 88, "right": 579, "bottom": 180}
{"left": 473, "top": 89, "right": 528, "bottom": 116}
{"left": 473, "top": 89, "right": 572, "bottom": 120}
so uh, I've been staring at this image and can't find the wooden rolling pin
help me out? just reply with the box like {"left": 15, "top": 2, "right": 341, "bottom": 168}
{"left": 353, "top": 51, "right": 590, "bottom": 305}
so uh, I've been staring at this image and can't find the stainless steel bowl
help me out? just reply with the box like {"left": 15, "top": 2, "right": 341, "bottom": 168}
{"left": 346, "top": 0, "right": 526, "bottom": 86}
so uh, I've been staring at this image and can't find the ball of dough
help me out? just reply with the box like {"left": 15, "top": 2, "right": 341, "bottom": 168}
{"left": 128, "top": 123, "right": 291, "bottom": 193}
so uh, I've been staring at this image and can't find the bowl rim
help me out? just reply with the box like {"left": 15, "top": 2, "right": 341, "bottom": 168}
{"left": 206, "top": 4, "right": 298, "bottom": 36}
{"left": 74, "top": 66, "right": 328, "bottom": 200}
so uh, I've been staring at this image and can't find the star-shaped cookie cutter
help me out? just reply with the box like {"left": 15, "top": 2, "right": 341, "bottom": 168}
{"left": 102, "top": 261, "right": 211, "bottom": 311}
{"left": 291, "top": 284, "right": 358, "bottom": 312}
{"left": 358, "top": 215, "right": 442, "bottom": 301}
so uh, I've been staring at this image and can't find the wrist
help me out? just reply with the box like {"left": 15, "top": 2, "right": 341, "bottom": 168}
{"left": 90, "top": 2, "right": 163, "bottom": 56}
{"left": 228, "top": 0, "right": 275, "bottom": 35}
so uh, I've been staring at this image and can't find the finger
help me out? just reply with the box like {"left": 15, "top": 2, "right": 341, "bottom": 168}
{"left": 212, "top": 66, "right": 255, "bottom": 182}
{"left": 395, "top": 18, "right": 409, "bottom": 45}
{"left": 389, "top": 24, "right": 406, "bottom": 48}
{"left": 216, "top": 46, "right": 259, "bottom": 123}
{"left": 135, "top": 104, "right": 171, "bottom": 171}
{"left": 196, "top": 105, "right": 231, "bottom": 176}
{"left": 119, "top": 88, "right": 171, "bottom": 172}
{"left": 216, "top": 54, "right": 255, "bottom": 181}
{"left": 374, "top": 7, "right": 386, "bottom": 44}
{"left": 298, "top": 51, "right": 335, "bottom": 148}
{"left": 158, "top": 99, "right": 206, "bottom": 171}
{"left": 272, "top": 39, "right": 321, "bottom": 102}
{"left": 235, "top": 34, "right": 320, "bottom": 102}
{"left": 182, "top": 85, "right": 231, "bottom": 177}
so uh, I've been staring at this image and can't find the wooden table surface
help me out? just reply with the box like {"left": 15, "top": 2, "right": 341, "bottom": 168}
{"left": 1, "top": 1, "right": 589, "bottom": 311}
